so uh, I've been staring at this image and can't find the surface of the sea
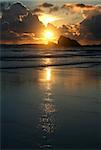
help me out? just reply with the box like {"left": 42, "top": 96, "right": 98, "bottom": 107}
{"left": 1, "top": 46, "right": 101, "bottom": 149}
{"left": 1, "top": 46, "right": 101, "bottom": 69}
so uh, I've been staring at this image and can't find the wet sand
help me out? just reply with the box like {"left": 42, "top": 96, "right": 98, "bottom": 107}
{"left": 1, "top": 66, "right": 101, "bottom": 149}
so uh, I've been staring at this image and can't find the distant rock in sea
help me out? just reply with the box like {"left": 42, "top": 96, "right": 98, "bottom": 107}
{"left": 58, "top": 36, "right": 81, "bottom": 47}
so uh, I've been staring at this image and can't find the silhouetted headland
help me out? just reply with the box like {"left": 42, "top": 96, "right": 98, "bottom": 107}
{"left": 58, "top": 36, "right": 81, "bottom": 47}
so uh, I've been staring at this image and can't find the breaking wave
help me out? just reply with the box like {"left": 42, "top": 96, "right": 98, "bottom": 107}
{"left": 0, "top": 47, "right": 101, "bottom": 69}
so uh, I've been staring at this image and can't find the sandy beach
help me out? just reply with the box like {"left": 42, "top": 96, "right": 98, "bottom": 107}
{"left": 1, "top": 65, "right": 101, "bottom": 149}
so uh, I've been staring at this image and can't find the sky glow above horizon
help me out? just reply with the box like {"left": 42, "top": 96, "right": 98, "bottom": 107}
{"left": 0, "top": 0, "right": 101, "bottom": 45}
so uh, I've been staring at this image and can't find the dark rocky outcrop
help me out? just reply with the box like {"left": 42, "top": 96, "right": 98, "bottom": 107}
{"left": 58, "top": 35, "right": 81, "bottom": 47}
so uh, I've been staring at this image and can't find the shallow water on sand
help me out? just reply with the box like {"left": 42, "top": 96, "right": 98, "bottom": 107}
{"left": 1, "top": 65, "right": 101, "bottom": 149}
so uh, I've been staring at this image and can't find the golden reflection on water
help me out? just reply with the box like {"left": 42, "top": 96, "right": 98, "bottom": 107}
{"left": 46, "top": 68, "right": 51, "bottom": 82}
{"left": 45, "top": 58, "right": 52, "bottom": 81}
{"left": 38, "top": 61, "right": 56, "bottom": 148}
{"left": 45, "top": 58, "right": 51, "bottom": 65}
{"left": 39, "top": 58, "right": 54, "bottom": 82}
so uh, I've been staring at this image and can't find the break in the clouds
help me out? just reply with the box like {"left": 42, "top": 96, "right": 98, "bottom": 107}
{"left": 0, "top": 1, "right": 101, "bottom": 45}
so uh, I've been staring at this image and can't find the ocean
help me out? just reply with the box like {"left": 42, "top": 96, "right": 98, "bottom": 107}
{"left": 1, "top": 46, "right": 101, "bottom": 149}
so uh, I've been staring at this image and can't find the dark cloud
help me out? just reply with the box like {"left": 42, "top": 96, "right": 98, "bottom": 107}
{"left": 0, "top": 1, "right": 12, "bottom": 12}
{"left": 17, "top": 12, "right": 44, "bottom": 34}
{"left": 0, "top": 21, "right": 9, "bottom": 31}
{"left": 75, "top": 3, "right": 94, "bottom": 9}
{"left": 49, "top": 6, "right": 59, "bottom": 13}
{"left": 0, "top": 2, "right": 45, "bottom": 43}
{"left": 0, "top": 31, "right": 34, "bottom": 44}
{"left": 40, "top": 2, "right": 53, "bottom": 8}
{"left": 1, "top": 10, "right": 44, "bottom": 34}
{"left": 59, "top": 25, "right": 69, "bottom": 35}
{"left": 78, "top": 12, "right": 101, "bottom": 44}
{"left": 58, "top": 24, "right": 80, "bottom": 39}
{"left": 33, "top": 8, "right": 44, "bottom": 14}
{"left": 1, "top": 31, "right": 19, "bottom": 41}
{"left": 75, "top": 4, "right": 86, "bottom": 8}
{"left": 2, "top": 2, "right": 28, "bottom": 23}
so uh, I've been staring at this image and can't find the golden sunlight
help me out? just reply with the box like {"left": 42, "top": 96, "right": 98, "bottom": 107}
{"left": 38, "top": 67, "right": 52, "bottom": 82}
{"left": 42, "top": 29, "right": 55, "bottom": 44}
{"left": 39, "top": 14, "right": 58, "bottom": 26}
{"left": 46, "top": 67, "right": 51, "bottom": 81}
{"left": 44, "top": 30, "right": 54, "bottom": 40}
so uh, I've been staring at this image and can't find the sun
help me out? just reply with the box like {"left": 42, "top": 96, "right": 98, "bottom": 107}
{"left": 44, "top": 30, "right": 54, "bottom": 40}
{"left": 43, "top": 30, "right": 55, "bottom": 44}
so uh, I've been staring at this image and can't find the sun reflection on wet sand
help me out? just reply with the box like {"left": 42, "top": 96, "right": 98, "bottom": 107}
{"left": 2, "top": 64, "right": 101, "bottom": 149}
{"left": 39, "top": 58, "right": 54, "bottom": 82}
{"left": 46, "top": 67, "right": 51, "bottom": 81}
{"left": 45, "top": 58, "right": 52, "bottom": 83}
{"left": 38, "top": 65, "right": 56, "bottom": 148}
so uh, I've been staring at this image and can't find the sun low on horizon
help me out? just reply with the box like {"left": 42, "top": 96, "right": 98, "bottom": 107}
{"left": 44, "top": 30, "right": 54, "bottom": 39}
{"left": 42, "top": 29, "right": 56, "bottom": 44}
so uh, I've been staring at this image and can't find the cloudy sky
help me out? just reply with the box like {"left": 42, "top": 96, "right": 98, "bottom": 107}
{"left": 0, "top": 0, "right": 101, "bottom": 45}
